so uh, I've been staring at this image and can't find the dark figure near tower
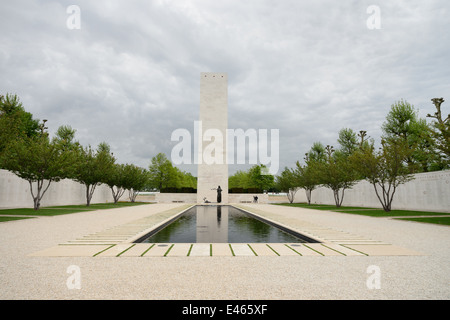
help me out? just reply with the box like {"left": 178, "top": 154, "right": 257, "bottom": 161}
{"left": 217, "top": 186, "right": 222, "bottom": 203}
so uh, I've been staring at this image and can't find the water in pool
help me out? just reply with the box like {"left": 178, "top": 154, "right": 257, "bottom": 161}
{"left": 137, "top": 205, "right": 309, "bottom": 243}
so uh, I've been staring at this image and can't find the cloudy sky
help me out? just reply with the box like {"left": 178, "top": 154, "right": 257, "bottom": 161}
{"left": 1, "top": 0, "right": 449, "bottom": 176}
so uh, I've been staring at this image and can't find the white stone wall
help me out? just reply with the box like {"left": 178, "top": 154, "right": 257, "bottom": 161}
{"left": 293, "top": 170, "right": 450, "bottom": 212}
{"left": 0, "top": 169, "right": 118, "bottom": 208}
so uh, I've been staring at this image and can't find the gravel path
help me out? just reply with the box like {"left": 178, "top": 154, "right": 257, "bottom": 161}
{"left": 0, "top": 203, "right": 448, "bottom": 300}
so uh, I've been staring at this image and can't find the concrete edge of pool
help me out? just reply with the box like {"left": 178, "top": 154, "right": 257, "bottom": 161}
{"left": 28, "top": 204, "right": 424, "bottom": 257}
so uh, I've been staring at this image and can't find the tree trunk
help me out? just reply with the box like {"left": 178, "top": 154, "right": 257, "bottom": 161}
{"left": 129, "top": 189, "right": 138, "bottom": 202}
{"left": 86, "top": 183, "right": 97, "bottom": 206}
{"left": 306, "top": 189, "right": 312, "bottom": 205}
{"left": 29, "top": 179, "right": 52, "bottom": 210}
{"left": 111, "top": 186, "right": 125, "bottom": 204}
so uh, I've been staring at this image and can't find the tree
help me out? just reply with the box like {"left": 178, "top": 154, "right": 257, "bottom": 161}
{"left": 317, "top": 145, "right": 358, "bottom": 207}
{"left": 427, "top": 97, "right": 450, "bottom": 168}
{"left": 74, "top": 142, "right": 115, "bottom": 206}
{"left": 122, "top": 164, "right": 149, "bottom": 202}
{"left": 0, "top": 93, "right": 40, "bottom": 166}
{"left": 351, "top": 136, "right": 414, "bottom": 212}
{"left": 382, "top": 99, "right": 435, "bottom": 171}
{"left": 295, "top": 142, "right": 327, "bottom": 205}
{"left": 148, "top": 153, "right": 180, "bottom": 190}
{"left": 52, "top": 125, "right": 82, "bottom": 180}
{"left": 1, "top": 120, "right": 73, "bottom": 210}
{"left": 276, "top": 167, "right": 300, "bottom": 203}
{"left": 337, "top": 128, "right": 358, "bottom": 157}
{"left": 103, "top": 163, "right": 127, "bottom": 204}
{"left": 229, "top": 170, "right": 251, "bottom": 189}
{"left": 247, "top": 164, "right": 274, "bottom": 192}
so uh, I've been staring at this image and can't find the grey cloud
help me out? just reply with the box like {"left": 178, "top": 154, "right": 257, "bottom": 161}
{"left": 1, "top": 0, "right": 449, "bottom": 175}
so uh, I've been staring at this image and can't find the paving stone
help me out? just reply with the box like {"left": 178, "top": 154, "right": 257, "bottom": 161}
{"left": 284, "top": 244, "right": 321, "bottom": 256}
{"left": 189, "top": 243, "right": 211, "bottom": 256}
{"left": 118, "top": 244, "right": 153, "bottom": 257}
{"left": 166, "top": 243, "right": 192, "bottom": 257}
{"left": 211, "top": 243, "right": 233, "bottom": 256}
{"left": 28, "top": 245, "right": 113, "bottom": 257}
{"left": 343, "top": 244, "right": 423, "bottom": 256}
{"left": 319, "top": 243, "right": 365, "bottom": 256}
{"left": 96, "top": 244, "right": 135, "bottom": 257}
{"left": 303, "top": 243, "right": 346, "bottom": 256}
{"left": 266, "top": 243, "right": 300, "bottom": 256}
{"left": 141, "top": 243, "right": 172, "bottom": 256}
{"left": 248, "top": 243, "right": 279, "bottom": 256}
{"left": 230, "top": 244, "right": 256, "bottom": 256}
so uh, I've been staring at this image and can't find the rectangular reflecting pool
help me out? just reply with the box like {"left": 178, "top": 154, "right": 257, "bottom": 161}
{"left": 135, "top": 205, "right": 319, "bottom": 243}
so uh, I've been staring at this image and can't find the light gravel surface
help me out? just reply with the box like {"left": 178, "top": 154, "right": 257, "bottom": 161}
{"left": 0, "top": 203, "right": 449, "bottom": 300}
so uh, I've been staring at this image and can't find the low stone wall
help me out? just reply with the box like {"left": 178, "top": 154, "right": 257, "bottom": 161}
{"left": 228, "top": 193, "right": 268, "bottom": 204}
{"left": 153, "top": 192, "right": 268, "bottom": 204}
{"left": 0, "top": 169, "right": 120, "bottom": 208}
{"left": 155, "top": 193, "right": 197, "bottom": 203}
{"left": 293, "top": 170, "right": 450, "bottom": 213}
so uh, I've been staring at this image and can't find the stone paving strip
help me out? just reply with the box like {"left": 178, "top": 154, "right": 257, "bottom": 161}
{"left": 29, "top": 203, "right": 423, "bottom": 257}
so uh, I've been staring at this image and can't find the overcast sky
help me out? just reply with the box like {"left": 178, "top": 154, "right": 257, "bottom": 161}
{"left": 1, "top": 0, "right": 449, "bottom": 176}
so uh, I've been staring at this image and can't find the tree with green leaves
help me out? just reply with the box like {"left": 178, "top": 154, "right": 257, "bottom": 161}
{"left": 295, "top": 142, "right": 327, "bottom": 205}
{"left": 229, "top": 170, "right": 251, "bottom": 189}
{"left": 317, "top": 145, "right": 358, "bottom": 207}
{"left": 276, "top": 167, "right": 299, "bottom": 203}
{"left": 122, "top": 164, "right": 149, "bottom": 202}
{"left": 74, "top": 142, "right": 115, "bottom": 206}
{"left": 0, "top": 93, "right": 40, "bottom": 166}
{"left": 148, "top": 153, "right": 178, "bottom": 190}
{"left": 103, "top": 163, "right": 127, "bottom": 204}
{"left": 427, "top": 97, "right": 450, "bottom": 168}
{"left": 247, "top": 164, "right": 274, "bottom": 192}
{"left": 350, "top": 135, "right": 414, "bottom": 212}
{"left": 382, "top": 99, "right": 436, "bottom": 172}
{"left": 1, "top": 120, "right": 74, "bottom": 210}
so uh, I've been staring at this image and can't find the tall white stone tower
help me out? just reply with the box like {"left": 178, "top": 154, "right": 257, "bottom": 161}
{"left": 197, "top": 72, "right": 228, "bottom": 203}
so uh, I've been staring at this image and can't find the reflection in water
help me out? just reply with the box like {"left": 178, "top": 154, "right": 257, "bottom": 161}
{"left": 140, "top": 205, "right": 306, "bottom": 243}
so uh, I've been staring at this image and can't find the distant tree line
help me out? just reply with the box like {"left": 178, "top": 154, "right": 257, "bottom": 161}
{"left": 275, "top": 98, "right": 449, "bottom": 212}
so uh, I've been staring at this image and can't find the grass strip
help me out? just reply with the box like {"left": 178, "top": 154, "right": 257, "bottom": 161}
{"left": 393, "top": 217, "right": 450, "bottom": 226}
{"left": 140, "top": 244, "right": 155, "bottom": 256}
{"left": 228, "top": 244, "right": 235, "bottom": 256}
{"left": 302, "top": 244, "right": 324, "bottom": 256}
{"left": 116, "top": 244, "right": 136, "bottom": 257}
{"left": 275, "top": 203, "right": 449, "bottom": 219}
{"left": 247, "top": 244, "right": 258, "bottom": 256}
{"left": 187, "top": 244, "right": 193, "bottom": 256}
{"left": 266, "top": 244, "right": 280, "bottom": 256}
{"left": 0, "top": 216, "right": 35, "bottom": 222}
{"left": 93, "top": 244, "right": 116, "bottom": 257}
{"left": 285, "top": 244, "right": 302, "bottom": 256}
{"left": 0, "top": 202, "right": 152, "bottom": 216}
{"left": 164, "top": 244, "right": 175, "bottom": 256}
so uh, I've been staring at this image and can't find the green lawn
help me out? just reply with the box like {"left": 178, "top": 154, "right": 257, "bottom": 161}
{"left": 274, "top": 202, "right": 450, "bottom": 225}
{"left": 0, "top": 216, "right": 35, "bottom": 222}
{"left": 0, "top": 202, "right": 151, "bottom": 217}
{"left": 394, "top": 217, "right": 450, "bottom": 226}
